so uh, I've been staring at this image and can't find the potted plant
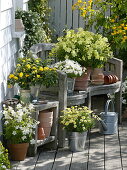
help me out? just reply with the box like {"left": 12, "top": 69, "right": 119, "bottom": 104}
{"left": 3, "top": 103, "right": 39, "bottom": 161}
{"left": 60, "top": 105, "right": 99, "bottom": 152}
{"left": 7, "top": 54, "right": 58, "bottom": 103}
{"left": 50, "top": 28, "right": 113, "bottom": 86}
{"left": 0, "top": 142, "right": 11, "bottom": 169}
{"left": 15, "top": 9, "right": 25, "bottom": 32}
{"left": 52, "top": 59, "right": 85, "bottom": 94}
{"left": 15, "top": 9, "right": 50, "bottom": 56}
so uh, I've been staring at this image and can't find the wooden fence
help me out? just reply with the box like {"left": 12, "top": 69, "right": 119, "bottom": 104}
{"left": 48, "top": 0, "right": 111, "bottom": 37}
{"left": 48, "top": 0, "right": 85, "bottom": 37}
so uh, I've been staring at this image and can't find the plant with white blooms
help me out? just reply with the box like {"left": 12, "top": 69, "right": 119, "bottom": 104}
{"left": 122, "top": 78, "right": 127, "bottom": 104}
{"left": 3, "top": 103, "right": 39, "bottom": 144}
{"left": 52, "top": 59, "right": 85, "bottom": 78}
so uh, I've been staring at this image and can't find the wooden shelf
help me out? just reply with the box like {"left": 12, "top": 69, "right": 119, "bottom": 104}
{"left": 27, "top": 101, "right": 59, "bottom": 156}
{"left": 37, "top": 136, "right": 55, "bottom": 147}
{"left": 87, "top": 81, "right": 121, "bottom": 96}
{"left": 67, "top": 91, "right": 87, "bottom": 106}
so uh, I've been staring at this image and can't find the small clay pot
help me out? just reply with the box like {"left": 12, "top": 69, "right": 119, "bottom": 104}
{"left": 38, "top": 127, "right": 45, "bottom": 140}
{"left": 104, "top": 74, "right": 119, "bottom": 84}
{"left": 110, "top": 75, "right": 119, "bottom": 83}
{"left": 111, "top": 75, "right": 116, "bottom": 83}
{"left": 104, "top": 75, "right": 113, "bottom": 84}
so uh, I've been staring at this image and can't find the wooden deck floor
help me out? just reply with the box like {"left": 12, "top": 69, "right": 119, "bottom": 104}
{"left": 11, "top": 121, "right": 127, "bottom": 170}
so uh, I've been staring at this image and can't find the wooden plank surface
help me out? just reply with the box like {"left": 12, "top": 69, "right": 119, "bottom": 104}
{"left": 72, "top": 0, "right": 79, "bottom": 29}
{"left": 67, "top": 0, "right": 72, "bottom": 30}
{"left": 119, "top": 121, "right": 127, "bottom": 170}
{"left": 60, "top": 0, "right": 66, "bottom": 35}
{"left": 12, "top": 154, "right": 39, "bottom": 170}
{"left": 52, "top": 147, "right": 72, "bottom": 170}
{"left": 105, "top": 133, "right": 122, "bottom": 170}
{"left": 88, "top": 129, "right": 104, "bottom": 170}
{"left": 35, "top": 149, "right": 56, "bottom": 170}
{"left": 54, "top": 0, "right": 60, "bottom": 36}
{"left": 11, "top": 122, "right": 127, "bottom": 170}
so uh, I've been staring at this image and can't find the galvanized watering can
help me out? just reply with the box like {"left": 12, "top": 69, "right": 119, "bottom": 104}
{"left": 99, "top": 100, "right": 118, "bottom": 135}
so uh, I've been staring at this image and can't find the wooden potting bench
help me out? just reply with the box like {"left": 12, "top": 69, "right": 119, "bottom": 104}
{"left": 30, "top": 43, "right": 123, "bottom": 148}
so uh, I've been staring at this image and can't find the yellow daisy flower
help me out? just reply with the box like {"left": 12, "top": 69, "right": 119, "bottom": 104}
{"left": 37, "top": 75, "right": 41, "bottom": 78}
{"left": 39, "top": 67, "right": 44, "bottom": 71}
{"left": 26, "top": 74, "right": 29, "bottom": 77}
{"left": 26, "top": 64, "right": 31, "bottom": 69}
{"left": 44, "top": 67, "right": 49, "bottom": 71}
{"left": 9, "top": 74, "right": 14, "bottom": 79}
{"left": 124, "top": 27, "right": 127, "bottom": 30}
{"left": 14, "top": 76, "right": 18, "bottom": 80}
{"left": 19, "top": 72, "right": 23, "bottom": 78}
{"left": 32, "top": 66, "right": 36, "bottom": 70}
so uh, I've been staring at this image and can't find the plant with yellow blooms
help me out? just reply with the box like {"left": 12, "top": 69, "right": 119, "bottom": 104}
{"left": 73, "top": 0, "right": 127, "bottom": 66}
{"left": 50, "top": 28, "right": 113, "bottom": 68}
{"left": 0, "top": 142, "right": 11, "bottom": 170}
{"left": 60, "top": 106, "right": 99, "bottom": 132}
{"left": 7, "top": 55, "right": 58, "bottom": 90}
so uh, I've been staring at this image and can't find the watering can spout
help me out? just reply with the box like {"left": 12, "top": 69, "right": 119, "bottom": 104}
{"left": 99, "top": 119, "right": 107, "bottom": 131}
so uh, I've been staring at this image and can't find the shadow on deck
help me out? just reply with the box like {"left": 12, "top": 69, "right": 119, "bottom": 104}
{"left": 11, "top": 121, "right": 127, "bottom": 170}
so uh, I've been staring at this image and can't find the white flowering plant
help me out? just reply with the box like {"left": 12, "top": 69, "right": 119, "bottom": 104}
{"left": 3, "top": 103, "right": 39, "bottom": 144}
{"left": 60, "top": 106, "right": 99, "bottom": 133}
{"left": 52, "top": 59, "right": 85, "bottom": 78}
{"left": 122, "top": 78, "right": 127, "bottom": 105}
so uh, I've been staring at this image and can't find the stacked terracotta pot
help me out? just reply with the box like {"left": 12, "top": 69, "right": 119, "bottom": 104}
{"left": 38, "top": 109, "right": 53, "bottom": 140}
{"left": 104, "top": 75, "right": 119, "bottom": 84}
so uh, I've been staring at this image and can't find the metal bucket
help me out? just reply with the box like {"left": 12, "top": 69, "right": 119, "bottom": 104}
{"left": 99, "top": 100, "right": 118, "bottom": 135}
{"left": 68, "top": 131, "right": 87, "bottom": 152}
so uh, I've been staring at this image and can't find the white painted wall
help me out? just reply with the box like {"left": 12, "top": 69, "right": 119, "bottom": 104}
{"left": 0, "top": 0, "right": 29, "bottom": 141}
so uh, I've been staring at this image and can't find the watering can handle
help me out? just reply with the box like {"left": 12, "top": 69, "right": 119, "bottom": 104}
{"left": 105, "top": 100, "right": 115, "bottom": 115}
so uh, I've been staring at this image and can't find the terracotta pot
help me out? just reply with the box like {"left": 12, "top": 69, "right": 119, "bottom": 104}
{"left": 104, "top": 75, "right": 119, "bottom": 84}
{"left": 91, "top": 68, "right": 104, "bottom": 85}
{"left": 104, "top": 75, "right": 113, "bottom": 84}
{"left": 8, "top": 143, "right": 29, "bottom": 161}
{"left": 38, "top": 127, "right": 45, "bottom": 140}
{"left": 74, "top": 67, "right": 92, "bottom": 90}
{"left": 15, "top": 19, "right": 24, "bottom": 32}
{"left": 38, "top": 110, "right": 53, "bottom": 137}
{"left": 112, "top": 75, "right": 119, "bottom": 83}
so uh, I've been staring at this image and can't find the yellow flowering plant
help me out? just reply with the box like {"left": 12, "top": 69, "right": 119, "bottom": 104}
{"left": 0, "top": 142, "right": 11, "bottom": 170}
{"left": 73, "top": 0, "right": 127, "bottom": 66}
{"left": 60, "top": 106, "right": 99, "bottom": 132}
{"left": 50, "top": 28, "right": 113, "bottom": 68}
{"left": 7, "top": 55, "right": 58, "bottom": 90}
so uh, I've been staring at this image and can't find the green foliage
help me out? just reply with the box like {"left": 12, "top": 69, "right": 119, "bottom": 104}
{"left": 15, "top": 9, "right": 23, "bottom": 19}
{"left": 60, "top": 106, "right": 99, "bottom": 132}
{"left": 15, "top": 9, "right": 50, "bottom": 56}
{"left": 0, "top": 142, "right": 11, "bottom": 170}
{"left": 74, "top": 0, "right": 127, "bottom": 67}
{"left": 50, "top": 28, "right": 113, "bottom": 68}
{"left": 28, "top": 0, "right": 52, "bottom": 42}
